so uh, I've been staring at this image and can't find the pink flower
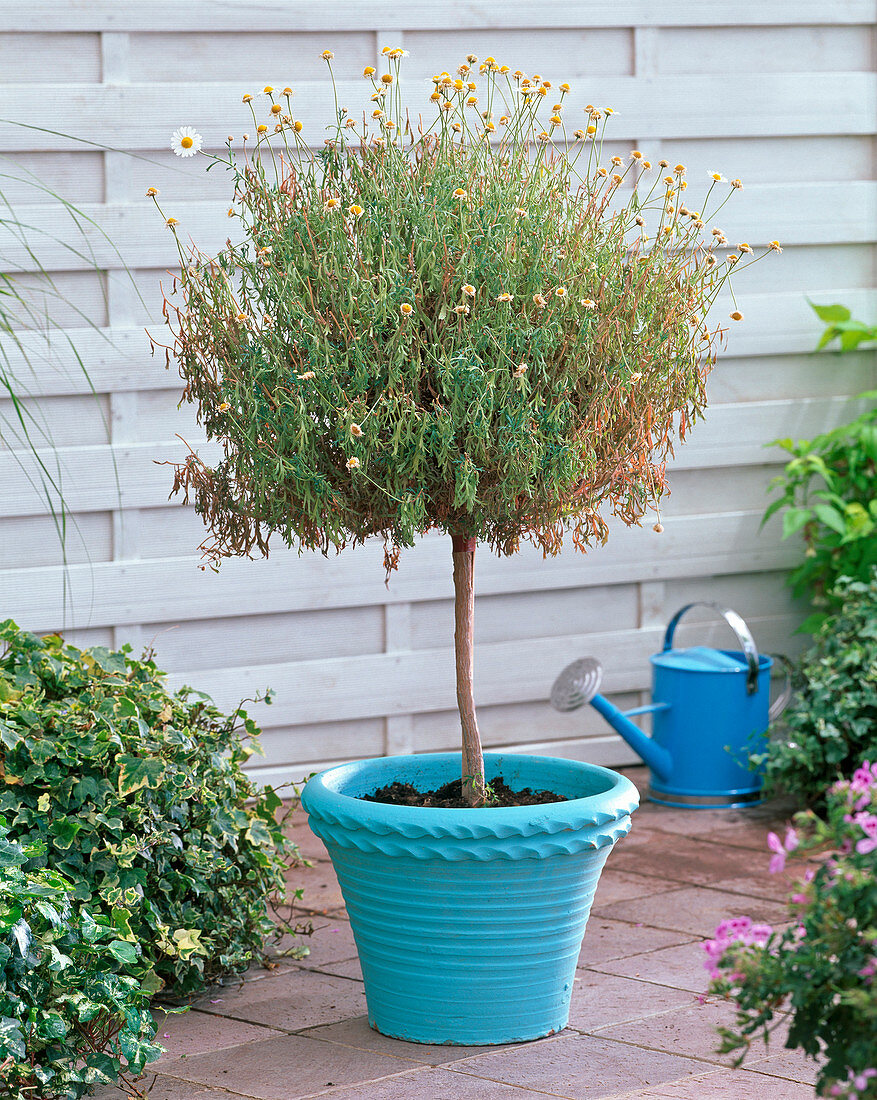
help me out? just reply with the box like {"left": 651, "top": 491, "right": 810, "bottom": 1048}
{"left": 851, "top": 761, "right": 876, "bottom": 793}
{"left": 767, "top": 827, "right": 798, "bottom": 874}
{"left": 854, "top": 812, "right": 877, "bottom": 854}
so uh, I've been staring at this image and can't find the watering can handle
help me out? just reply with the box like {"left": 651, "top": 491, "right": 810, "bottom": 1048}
{"left": 663, "top": 602, "right": 760, "bottom": 695}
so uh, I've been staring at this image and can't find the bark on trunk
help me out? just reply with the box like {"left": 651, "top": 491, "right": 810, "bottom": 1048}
{"left": 452, "top": 533, "right": 486, "bottom": 806}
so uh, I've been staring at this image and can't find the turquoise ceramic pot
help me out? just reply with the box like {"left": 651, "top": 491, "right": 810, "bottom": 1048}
{"left": 301, "top": 751, "right": 638, "bottom": 1045}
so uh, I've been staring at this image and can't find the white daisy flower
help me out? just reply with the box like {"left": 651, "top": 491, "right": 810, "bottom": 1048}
{"left": 172, "top": 126, "right": 203, "bottom": 158}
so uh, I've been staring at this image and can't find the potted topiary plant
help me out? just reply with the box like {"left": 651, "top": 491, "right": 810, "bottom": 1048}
{"left": 152, "top": 48, "right": 775, "bottom": 1043}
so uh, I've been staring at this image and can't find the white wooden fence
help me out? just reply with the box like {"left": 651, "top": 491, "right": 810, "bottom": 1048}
{"left": 1, "top": 1, "right": 875, "bottom": 786}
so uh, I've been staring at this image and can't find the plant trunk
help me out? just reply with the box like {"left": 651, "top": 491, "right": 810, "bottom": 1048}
{"left": 452, "top": 534, "right": 486, "bottom": 806}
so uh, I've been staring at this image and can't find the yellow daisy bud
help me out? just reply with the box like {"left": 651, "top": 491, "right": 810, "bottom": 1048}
{"left": 363, "top": 66, "right": 376, "bottom": 77}
{"left": 400, "top": 302, "right": 413, "bottom": 315}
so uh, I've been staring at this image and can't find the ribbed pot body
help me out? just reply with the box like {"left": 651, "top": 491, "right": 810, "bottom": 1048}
{"left": 301, "top": 752, "right": 638, "bottom": 1045}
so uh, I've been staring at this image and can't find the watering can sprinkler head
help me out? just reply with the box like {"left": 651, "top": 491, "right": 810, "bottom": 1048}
{"left": 550, "top": 658, "right": 604, "bottom": 713}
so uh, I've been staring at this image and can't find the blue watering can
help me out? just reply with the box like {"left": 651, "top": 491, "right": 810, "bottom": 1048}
{"left": 550, "top": 603, "right": 792, "bottom": 808}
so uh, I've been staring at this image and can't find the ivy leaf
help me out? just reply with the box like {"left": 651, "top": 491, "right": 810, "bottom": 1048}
{"left": 116, "top": 755, "right": 166, "bottom": 796}
{"left": 11, "top": 918, "right": 32, "bottom": 957}
{"left": 37, "top": 1012, "right": 69, "bottom": 1040}
{"left": 52, "top": 819, "right": 83, "bottom": 850}
{"left": 172, "top": 928, "right": 207, "bottom": 959}
{"left": 107, "top": 939, "right": 139, "bottom": 966}
{"left": 0, "top": 1017, "right": 26, "bottom": 1060}
{"left": 0, "top": 836, "right": 27, "bottom": 868}
{"left": 245, "top": 818, "right": 272, "bottom": 847}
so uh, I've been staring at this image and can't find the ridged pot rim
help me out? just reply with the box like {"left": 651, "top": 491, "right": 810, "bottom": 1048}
{"left": 301, "top": 751, "right": 639, "bottom": 844}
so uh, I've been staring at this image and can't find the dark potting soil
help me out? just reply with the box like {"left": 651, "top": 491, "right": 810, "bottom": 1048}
{"left": 363, "top": 775, "right": 569, "bottom": 809}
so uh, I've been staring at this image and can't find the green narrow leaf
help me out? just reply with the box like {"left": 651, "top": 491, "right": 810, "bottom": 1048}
{"left": 781, "top": 508, "right": 811, "bottom": 540}
{"left": 812, "top": 503, "right": 847, "bottom": 536}
{"left": 808, "top": 300, "right": 851, "bottom": 323}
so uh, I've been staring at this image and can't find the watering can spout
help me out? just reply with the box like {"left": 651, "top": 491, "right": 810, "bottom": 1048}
{"left": 588, "top": 693, "right": 673, "bottom": 782}
{"left": 549, "top": 656, "right": 673, "bottom": 781}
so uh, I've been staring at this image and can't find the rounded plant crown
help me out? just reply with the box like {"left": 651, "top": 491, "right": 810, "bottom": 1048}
{"left": 160, "top": 51, "right": 772, "bottom": 571}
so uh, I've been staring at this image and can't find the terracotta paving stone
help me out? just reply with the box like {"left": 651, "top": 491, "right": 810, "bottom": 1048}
{"left": 150, "top": 1006, "right": 283, "bottom": 1066}
{"left": 299, "top": 1014, "right": 519, "bottom": 1067}
{"left": 589, "top": 867, "right": 678, "bottom": 908}
{"left": 287, "top": 857, "right": 347, "bottom": 915}
{"left": 196, "top": 967, "right": 368, "bottom": 1031}
{"left": 577, "top": 915, "right": 696, "bottom": 965}
{"left": 286, "top": 813, "right": 332, "bottom": 863}
{"left": 447, "top": 1032, "right": 708, "bottom": 1099}
{"left": 632, "top": 805, "right": 768, "bottom": 838}
{"left": 591, "top": 940, "right": 714, "bottom": 995}
{"left": 612, "top": 1067, "right": 818, "bottom": 1099}
{"left": 292, "top": 915, "right": 358, "bottom": 968}
{"left": 708, "top": 871, "right": 798, "bottom": 903}
{"left": 158, "top": 1032, "right": 415, "bottom": 1100}
{"left": 92, "top": 1076, "right": 258, "bottom": 1100}
{"left": 566, "top": 972, "right": 697, "bottom": 1031}
{"left": 316, "top": 1066, "right": 555, "bottom": 1099}
{"left": 593, "top": 884, "right": 788, "bottom": 938}
{"left": 609, "top": 831, "right": 784, "bottom": 888}
{"left": 308, "top": 954, "right": 363, "bottom": 981}
{"left": 745, "top": 1045, "right": 820, "bottom": 1087}
{"left": 590, "top": 998, "right": 758, "bottom": 1063}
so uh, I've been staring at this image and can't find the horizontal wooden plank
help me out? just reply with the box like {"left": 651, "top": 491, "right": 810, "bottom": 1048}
{"left": 5, "top": 281, "right": 874, "bottom": 401}
{"left": 246, "top": 733, "right": 644, "bottom": 789}
{"left": 0, "top": 73, "right": 873, "bottom": 153}
{"left": 244, "top": 733, "right": 643, "bottom": 790}
{"left": 165, "top": 610, "right": 801, "bottom": 725}
{"left": 2, "top": 183, "right": 874, "bottom": 273}
{"left": 0, "top": 509, "right": 799, "bottom": 632}
{"left": 1, "top": 1, "right": 873, "bottom": 32}
{"left": 0, "top": 392, "right": 864, "bottom": 517}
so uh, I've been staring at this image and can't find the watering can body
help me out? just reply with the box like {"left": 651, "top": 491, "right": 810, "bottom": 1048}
{"left": 645, "top": 644, "right": 775, "bottom": 807}
{"left": 551, "top": 603, "right": 791, "bottom": 809}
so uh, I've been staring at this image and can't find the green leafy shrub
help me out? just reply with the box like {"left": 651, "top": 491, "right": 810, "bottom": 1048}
{"left": 753, "top": 574, "right": 877, "bottom": 806}
{"left": 764, "top": 302, "right": 877, "bottom": 631}
{"left": 0, "top": 621, "right": 300, "bottom": 999}
{"left": 705, "top": 761, "right": 877, "bottom": 1099}
{"left": 1, "top": 822, "right": 162, "bottom": 1100}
